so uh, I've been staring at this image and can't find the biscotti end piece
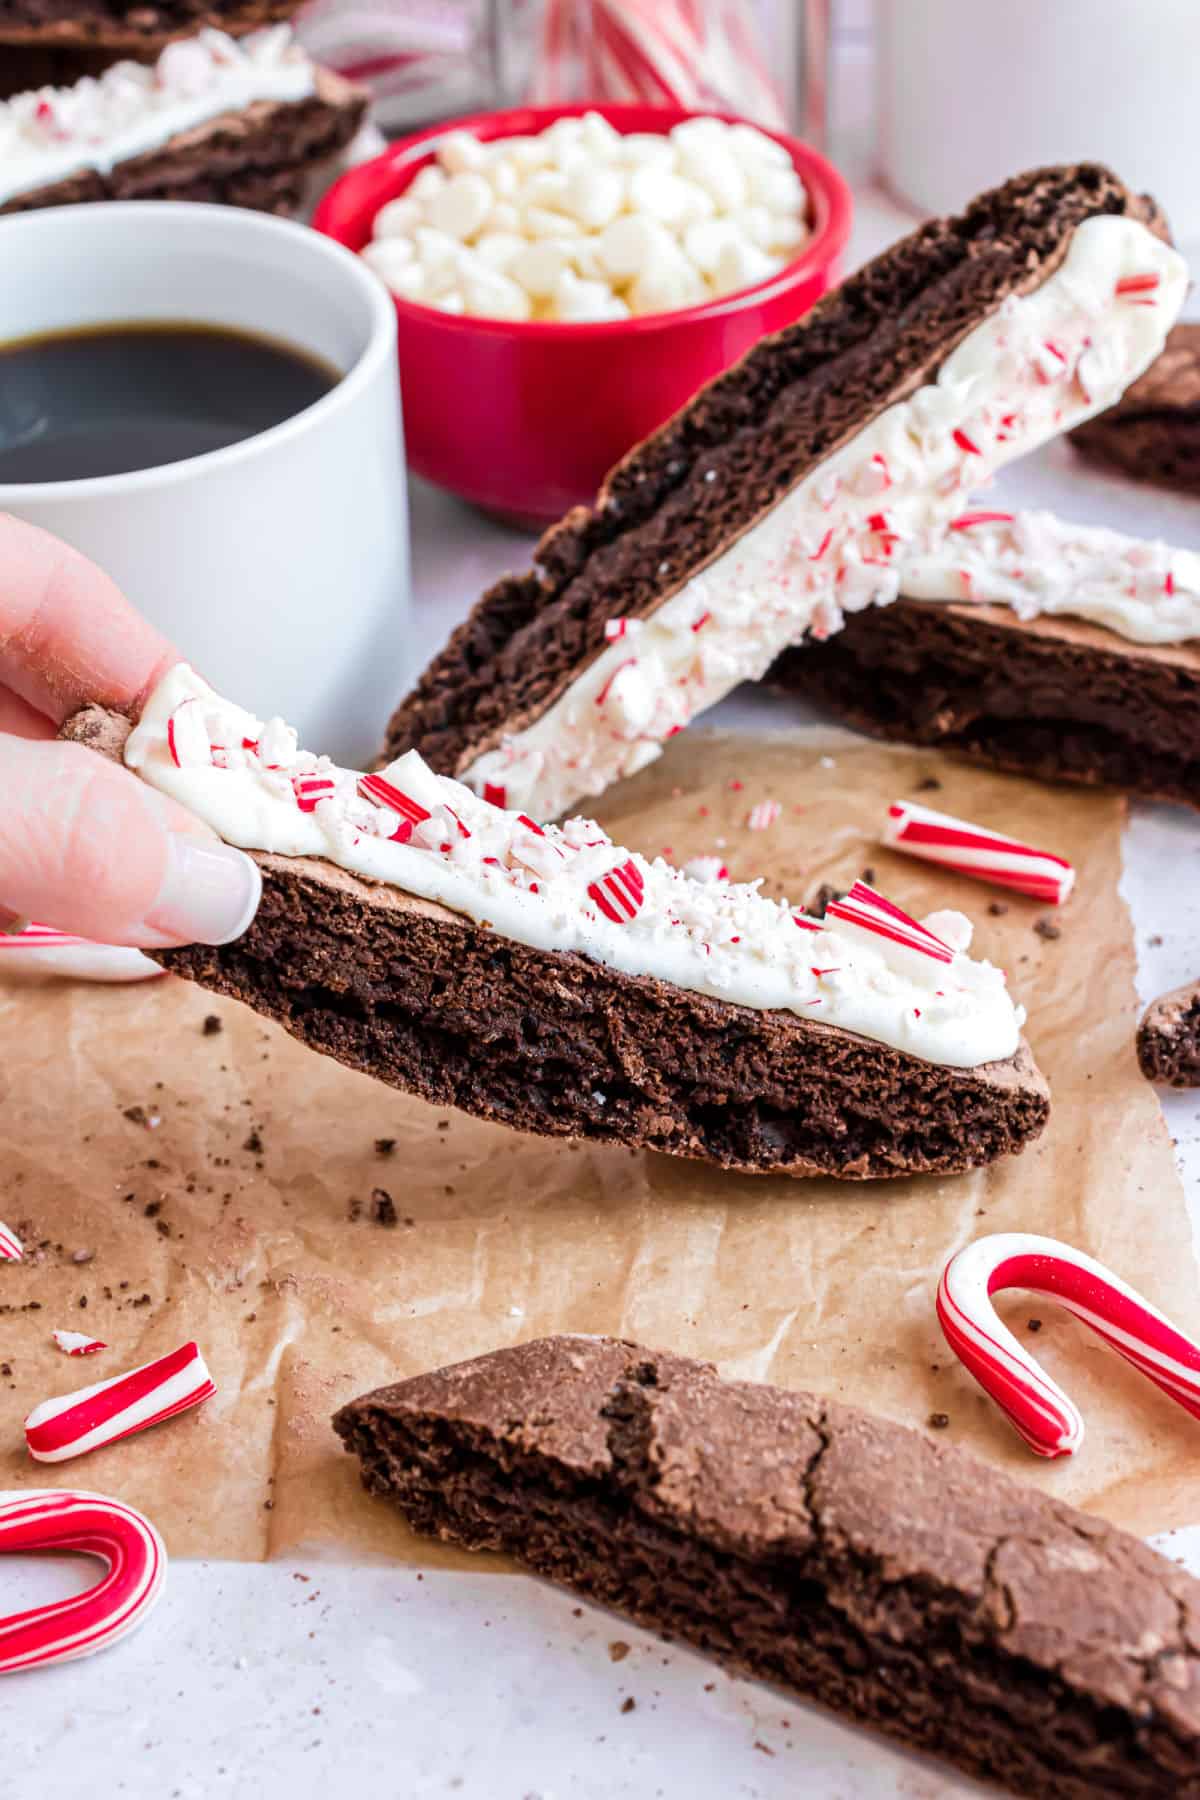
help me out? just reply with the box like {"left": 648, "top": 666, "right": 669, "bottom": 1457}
{"left": 1072, "top": 321, "right": 1200, "bottom": 495}
{"left": 1139, "top": 980, "right": 1200, "bottom": 1086}
{"left": 336, "top": 1335, "right": 1200, "bottom": 1799}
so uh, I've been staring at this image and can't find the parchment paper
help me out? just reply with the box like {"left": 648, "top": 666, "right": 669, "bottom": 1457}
{"left": 1, "top": 726, "right": 1196, "bottom": 1564}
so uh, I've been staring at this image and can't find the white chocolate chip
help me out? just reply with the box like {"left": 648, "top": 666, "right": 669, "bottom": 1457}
{"left": 630, "top": 247, "right": 707, "bottom": 315}
{"left": 683, "top": 217, "right": 746, "bottom": 277}
{"left": 439, "top": 130, "right": 489, "bottom": 175}
{"left": 409, "top": 164, "right": 447, "bottom": 202}
{"left": 713, "top": 237, "right": 782, "bottom": 296}
{"left": 428, "top": 171, "right": 493, "bottom": 241}
{"left": 473, "top": 230, "right": 527, "bottom": 273}
{"left": 460, "top": 260, "right": 532, "bottom": 321}
{"left": 372, "top": 195, "right": 422, "bottom": 238}
{"left": 618, "top": 131, "right": 678, "bottom": 168}
{"left": 525, "top": 203, "right": 582, "bottom": 239}
{"left": 563, "top": 161, "right": 625, "bottom": 230}
{"left": 629, "top": 165, "right": 713, "bottom": 229}
{"left": 485, "top": 199, "right": 522, "bottom": 234}
{"left": 597, "top": 212, "right": 676, "bottom": 280}
{"left": 727, "top": 122, "right": 792, "bottom": 169}
{"left": 510, "top": 237, "right": 576, "bottom": 299}
{"left": 430, "top": 291, "right": 465, "bottom": 314}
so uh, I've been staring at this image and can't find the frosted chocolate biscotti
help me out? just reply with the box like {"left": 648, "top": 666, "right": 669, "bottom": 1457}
{"left": 62, "top": 665, "right": 1048, "bottom": 1180}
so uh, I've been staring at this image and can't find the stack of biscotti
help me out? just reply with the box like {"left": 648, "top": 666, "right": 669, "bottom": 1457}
{"left": 1073, "top": 321, "right": 1200, "bottom": 495}
{"left": 336, "top": 1335, "right": 1200, "bottom": 1799}
{"left": 0, "top": 12, "right": 366, "bottom": 216}
{"left": 384, "top": 163, "right": 1200, "bottom": 814}
{"left": 63, "top": 675, "right": 1049, "bottom": 1183}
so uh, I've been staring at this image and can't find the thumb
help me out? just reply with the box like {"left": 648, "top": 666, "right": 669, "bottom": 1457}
{"left": 0, "top": 736, "right": 260, "bottom": 948}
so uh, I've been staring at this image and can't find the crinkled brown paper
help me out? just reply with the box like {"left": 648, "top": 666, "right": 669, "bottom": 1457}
{"left": 1, "top": 726, "right": 1196, "bottom": 1565}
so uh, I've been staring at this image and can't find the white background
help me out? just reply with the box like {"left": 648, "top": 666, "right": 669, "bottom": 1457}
{"left": 7, "top": 40, "right": 1200, "bottom": 1800}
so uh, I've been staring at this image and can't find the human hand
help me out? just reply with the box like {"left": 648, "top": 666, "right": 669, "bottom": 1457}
{"left": 0, "top": 514, "right": 261, "bottom": 947}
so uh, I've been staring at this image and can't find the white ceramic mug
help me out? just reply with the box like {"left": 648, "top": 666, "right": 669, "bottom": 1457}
{"left": 0, "top": 201, "right": 409, "bottom": 762}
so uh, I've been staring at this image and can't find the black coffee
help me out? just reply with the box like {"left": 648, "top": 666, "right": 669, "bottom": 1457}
{"left": 0, "top": 321, "right": 339, "bottom": 484}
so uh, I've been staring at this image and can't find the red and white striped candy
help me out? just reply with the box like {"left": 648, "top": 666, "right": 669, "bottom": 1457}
{"left": 746, "top": 800, "right": 781, "bottom": 831}
{"left": 0, "top": 1221, "right": 23, "bottom": 1261}
{"left": 291, "top": 775, "right": 337, "bottom": 814}
{"left": 587, "top": 858, "right": 646, "bottom": 924}
{"left": 0, "top": 1489, "right": 166, "bottom": 1673}
{"left": 357, "top": 773, "right": 431, "bottom": 833}
{"left": 53, "top": 1330, "right": 107, "bottom": 1357}
{"left": 937, "top": 1233, "right": 1200, "bottom": 1458}
{"left": 683, "top": 855, "right": 728, "bottom": 883}
{"left": 884, "top": 801, "right": 1075, "bottom": 905}
{"left": 165, "top": 699, "right": 211, "bottom": 770}
{"left": 826, "top": 880, "right": 954, "bottom": 964}
{"left": 25, "top": 1340, "right": 215, "bottom": 1464}
{"left": 0, "top": 923, "right": 163, "bottom": 984}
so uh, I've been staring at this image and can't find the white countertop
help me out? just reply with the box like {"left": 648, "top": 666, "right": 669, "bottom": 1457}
{"left": 9, "top": 176, "right": 1200, "bottom": 1799}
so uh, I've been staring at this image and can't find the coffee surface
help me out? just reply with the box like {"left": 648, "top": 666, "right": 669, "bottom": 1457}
{"left": 0, "top": 321, "right": 338, "bottom": 483}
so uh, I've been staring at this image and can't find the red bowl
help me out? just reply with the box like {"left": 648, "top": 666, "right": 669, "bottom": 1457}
{"left": 314, "top": 102, "right": 853, "bottom": 525}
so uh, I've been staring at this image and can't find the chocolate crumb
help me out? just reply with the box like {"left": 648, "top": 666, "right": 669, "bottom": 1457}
{"left": 988, "top": 901, "right": 1009, "bottom": 916}
{"left": 608, "top": 1641, "right": 630, "bottom": 1663}
{"left": 78, "top": 1295, "right": 88, "bottom": 1309}
{"left": 1027, "top": 1318, "right": 1043, "bottom": 1332}
{"left": 370, "top": 1188, "right": 398, "bottom": 1228}
{"left": 1148, "top": 934, "right": 1163, "bottom": 948}
{"left": 0, "top": 1363, "right": 10, "bottom": 1377}
{"left": 859, "top": 866, "right": 875, "bottom": 885}
{"left": 203, "top": 1015, "right": 223, "bottom": 1036}
{"left": 927, "top": 1412, "right": 950, "bottom": 1430}
{"left": 620, "top": 1697, "right": 636, "bottom": 1714}
{"left": 374, "top": 1138, "right": 396, "bottom": 1156}
{"left": 348, "top": 1197, "right": 363, "bottom": 1223}
{"left": 243, "top": 1130, "right": 264, "bottom": 1155}
{"left": 144, "top": 1201, "right": 162, "bottom": 1218}
{"left": 915, "top": 776, "right": 942, "bottom": 792}
{"left": 1034, "top": 917, "right": 1062, "bottom": 941}
{"left": 808, "top": 882, "right": 845, "bottom": 919}
{"left": 123, "top": 1105, "right": 147, "bottom": 1125}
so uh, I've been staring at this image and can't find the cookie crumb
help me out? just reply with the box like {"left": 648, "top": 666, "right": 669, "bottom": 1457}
{"left": 243, "top": 1129, "right": 264, "bottom": 1155}
{"left": 203, "top": 1014, "right": 223, "bottom": 1036}
{"left": 374, "top": 1138, "right": 396, "bottom": 1157}
{"left": 608, "top": 1641, "right": 630, "bottom": 1663}
{"left": 370, "top": 1188, "right": 398, "bottom": 1228}
{"left": 1027, "top": 1318, "right": 1043, "bottom": 1333}
{"left": 987, "top": 902, "right": 1009, "bottom": 916}
{"left": 915, "top": 776, "right": 942, "bottom": 792}
{"left": 927, "top": 1412, "right": 950, "bottom": 1430}
{"left": 619, "top": 1697, "right": 636, "bottom": 1714}
{"left": 1034, "top": 917, "right": 1062, "bottom": 941}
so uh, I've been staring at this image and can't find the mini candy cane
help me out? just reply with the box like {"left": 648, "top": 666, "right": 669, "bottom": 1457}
{"left": 0, "top": 1222, "right": 23, "bottom": 1261}
{"left": 0, "top": 1490, "right": 165, "bottom": 1674}
{"left": 25, "top": 1341, "right": 215, "bottom": 1464}
{"left": 587, "top": 859, "right": 646, "bottom": 924}
{"left": 937, "top": 1233, "right": 1200, "bottom": 1457}
{"left": 52, "top": 1331, "right": 107, "bottom": 1358}
{"left": 746, "top": 800, "right": 781, "bottom": 831}
{"left": 0, "top": 923, "right": 162, "bottom": 984}
{"left": 884, "top": 802, "right": 1076, "bottom": 905}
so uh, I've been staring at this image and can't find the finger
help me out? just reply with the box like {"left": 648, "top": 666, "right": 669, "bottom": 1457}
{"left": 0, "top": 684, "right": 55, "bottom": 739}
{"left": 0, "top": 513, "right": 179, "bottom": 725}
{"left": 0, "top": 736, "right": 260, "bottom": 948}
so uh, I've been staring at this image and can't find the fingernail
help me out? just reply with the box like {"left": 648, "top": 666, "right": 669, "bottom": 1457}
{"left": 146, "top": 836, "right": 262, "bottom": 946}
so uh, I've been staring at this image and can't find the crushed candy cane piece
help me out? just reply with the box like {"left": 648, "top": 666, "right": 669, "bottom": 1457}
{"left": 0, "top": 1221, "right": 23, "bottom": 1261}
{"left": 25, "top": 1340, "right": 215, "bottom": 1464}
{"left": 165, "top": 699, "right": 210, "bottom": 770}
{"left": 52, "top": 1330, "right": 107, "bottom": 1357}
{"left": 586, "top": 858, "right": 645, "bottom": 924}
{"left": 746, "top": 800, "right": 781, "bottom": 831}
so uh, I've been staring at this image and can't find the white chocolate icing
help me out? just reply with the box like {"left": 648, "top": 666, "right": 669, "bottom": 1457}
{"left": 125, "top": 664, "right": 1026, "bottom": 1069}
{"left": 898, "top": 510, "right": 1200, "bottom": 646}
{"left": 0, "top": 27, "right": 315, "bottom": 206}
{"left": 463, "top": 215, "right": 1187, "bottom": 817}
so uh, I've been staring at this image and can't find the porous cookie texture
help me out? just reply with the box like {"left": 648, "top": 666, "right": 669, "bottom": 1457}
{"left": 0, "top": 64, "right": 365, "bottom": 216}
{"left": 1138, "top": 980, "right": 1200, "bottom": 1087}
{"left": 1073, "top": 322, "right": 1200, "bottom": 495}
{"left": 62, "top": 703, "right": 1048, "bottom": 1181}
{"left": 335, "top": 1335, "right": 1200, "bottom": 1799}
{"left": 770, "top": 601, "right": 1200, "bottom": 807}
{"left": 382, "top": 164, "right": 1164, "bottom": 780}
{"left": 0, "top": 0, "right": 299, "bottom": 50}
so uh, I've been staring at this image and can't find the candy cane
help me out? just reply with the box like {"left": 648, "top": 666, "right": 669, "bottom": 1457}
{"left": 884, "top": 801, "right": 1076, "bottom": 905}
{"left": 936, "top": 1233, "right": 1200, "bottom": 1457}
{"left": 0, "top": 1222, "right": 22, "bottom": 1261}
{"left": 825, "top": 880, "right": 955, "bottom": 964}
{"left": 25, "top": 1340, "right": 215, "bottom": 1464}
{"left": 587, "top": 858, "right": 646, "bottom": 924}
{"left": 53, "top": 1331, "right": 107, "bottom": 1357}
{"left": 0, "top": 1490, "right": 165, "bottom": 1674}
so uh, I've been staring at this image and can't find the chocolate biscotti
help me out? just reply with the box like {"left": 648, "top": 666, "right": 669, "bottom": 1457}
{"left": 1138, "top": 980, "right": 1200, "bottom": 1087}
{"left": 1073, "top": 321, "right": 1200, "bottom": 495}
{"left": 383, "top": 163, "right": 1184, "bottom": 821}
{"left": 0, "top": 28, "right": 366, "bottom": 219}
{"left": 0, "top": 0, "right": 297, "bottom": 51}
{"left": 63, "top": 667, "right": 1048, "bottom": 1181}
{"left": 335, "top": 1335, "right": 1200, "bottom": 1798}
{"left": 771, "top": 598, "right": 1200, "bottom": 807}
